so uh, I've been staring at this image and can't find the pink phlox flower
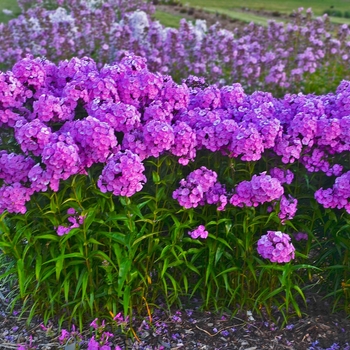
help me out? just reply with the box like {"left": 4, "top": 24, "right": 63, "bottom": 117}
{"left": 257, "top": 231, "right": 295, "bottom": 263}
{"left": 188, "top": 225, "right": 209, "bottom": 239}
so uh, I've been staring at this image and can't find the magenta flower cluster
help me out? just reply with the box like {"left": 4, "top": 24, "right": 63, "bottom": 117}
{"left": 188, "top": 225, "right": 209, "bottom": 239}
{"left": 257, "top": 231, "right": 296, "bottom": 263}
{"left": 314, "top": 170, "right": 350, "bottom": 213}
{"left": 97, "top": 150, "right": 147, "bottom": 197}
{"left": 55, "top": 208, "right": 86, "bottom": 236}
{"left": 172, "top": 166, "right": 219, "bottom": 209}
{"left": 230, "top": 172, "right": 284, "bottom": 208}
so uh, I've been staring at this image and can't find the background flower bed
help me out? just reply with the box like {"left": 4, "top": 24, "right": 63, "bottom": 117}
{"left": 0, "top": 1, "right": 350, "bottom": 349}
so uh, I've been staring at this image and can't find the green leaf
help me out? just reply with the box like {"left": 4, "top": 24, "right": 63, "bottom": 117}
{"left": 118, "top": 260, "right": 131, "bottom": 297}
{"left": 152, "top": 171, "right": 161, "bottom": 184}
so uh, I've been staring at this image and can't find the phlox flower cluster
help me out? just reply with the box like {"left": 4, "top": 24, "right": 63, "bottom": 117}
{"left": 2, "top": 53, "right": 350, "bottom": 219}
{"left": 61, "top": 116, "right": 118, "bottom": 168}
{"left": 15, "top": 119, "right": 53, "bottom": 156}
{"left": 32, "top": 94, "right": 75, "bottom": 123}
{"left": 55, "top": 207, "right": 86, "bottom": 236}
{"left": 230, "top": 172, "right": 284, "bottom": 207}
{"left": 188, "top": 225, "right": 209, "bottom": 239}
{"left": 315, "top": 171, "right": 350, "bottom": 213}
{"left": 3, "top": 1, "right": 350, "bottom": 95}
{"left": 170, "top": 122, "right": 197, "bottom": 165}
{"left": 278, "top": 195, "right": 298, "bottom": 224}
{"left": 58, "top": 324, "right": 82, "bottom": 347}
{"left": 89, "top": 317, "right": 122, "bottom": 350}
{"left": 200, "top": 182, "right": 228, "bottom": 211}
{"left": 0, "top": 71, "right": 27, "bottom": 110}
{"left": 172, "top": 167, "right": 218, "bottom": 209}
{"left": 87, "top": 100, "right": 141, "bottom": 133}
{"left": 0, "top": 182, "right": 33, "bottom": 214}
{"left": 142, "top": 120, "right": 174, "bottom": 158}
{"left": 0, "top": 151, "right": 34, "bottom": 184}
{"left": 269, "top": 167, "right": 294, "bottom": 185}
{"left": 257, "top": 231, "right": 295, "bottom": 263}
{"left": 41, "top": 134, "right": 81, "bottom": 191}
{"left": 98, "top": 150, "right": 147, "bottom": 197}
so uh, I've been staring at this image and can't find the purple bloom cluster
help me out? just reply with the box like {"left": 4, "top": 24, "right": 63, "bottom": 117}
{"left": 1, "top": 52, "right": 350, "bottom": 221}
{"left": 0, "top": 182, "right": 32, "bottom": 214}
{"left": 98, "top": 150, "right": 146, "bottom": 197}
{"left": 172, "top": 167, "right": 218, "bottom": 209}
{"left": 87, "top": 100, "right": 141, "bottom": 133}
{"left": 41, "top": 134, "right": 81, "bottom": 191}
{"left": 278, "top": 195, "right": 298, "bottom": 224}
{"left": 188, "top": 225, "right": 209, "bottom": 239}
{"left": 0, "top": 151, "right": 34, "bottom": 184}
{"left": 61, "top": 116, "right": 118, "bottom": 168}
{"left": 15, "top": 119, "right": 53, "bottom": 156}
{"left": 257, "top": 231, "right": 296, "bottom": 263}
{"left": 142, "top": 120, "right": 174, "bottom": 158}
{"left": 230, "top": 172, "right": 284, "bottom": 207}
{"left": 315, "top": 171, "right": 350, "bottom": 213}
{"left": 269, "top": 167, "right": 294, "bottom": 185}
{"left": 170, "top": 122, "right": 197, "bottom": 165}
{"left": 55, "top": 208, "right": 86, "bottom": 236}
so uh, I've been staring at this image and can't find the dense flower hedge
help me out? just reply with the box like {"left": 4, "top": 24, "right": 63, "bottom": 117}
{"left": 0, "top": 53, "right": 349, "bottom": 328}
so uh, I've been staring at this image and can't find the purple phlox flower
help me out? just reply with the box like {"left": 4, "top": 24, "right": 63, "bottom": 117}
{"left": 88, "top": 336, "right": 100, "bottom": 350}
{"left": 15, "top": 118, "right": 53, "bottom": 157}
{"left": 98, "top": 150, "right": 147, "bottom": 197}
{"left": 278, "top": 194, "right": 298, "bottom": 224}
{"left": 61, "top": 116, "right": 118, "bottom": 168}
{"left": 269, "top": 167, "right": 294, "bottom": 185}
{"left": 0, "top": 182, "right": 33, "bottom": 215}
{"left": 87, "top": 100, "right": 141, "bottom": 133}
{"left": 55, "top": 207, "right": 85, "bottom": 236}
{"left": 257, "top": 231, "right": 295, "bottom": 263}
{"left": 173, "top": 166, "right": 218, "bottom": 209}
{"left": 0, "top": 151, "right": 35, "bottom": 185}
{"left": 230, "top": 172, "right": 284, "bottom": 207}
{"left": 58, "top": 329, "right": 70, "bottom": 344}
{"left": 188, "top": 225, "right": 209, "bottom": 239}
{"left": 170, "top": 121, "right": 197, "bottom": 165}
{"left": 315, "top": 170, "right": 350, "bottom": 213}
{"left": 113, "top": 312, "right": 129, "bottom": 326}
{"left": 221, "top": 330, "right": 229, "bottom": 337}
{"left": 201, "top": 182, "right": 228, "bottom": 211}
{"left": 228, "top": 122, "right": 265, "bottom": 161}
{"left": 90, "top": 318, "right": 99, "bottom": 330}
{"left": 41, "top": 133, "right": 81, "bottom": 191}
{"left": 143, "top": 120, "right": 175, "bottom": 158}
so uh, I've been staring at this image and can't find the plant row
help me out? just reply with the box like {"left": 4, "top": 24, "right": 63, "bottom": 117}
{"left": 0, "top": 53, "right": 349, "bottom": 328}
{"left": 0, "top": 2, "right": 350, "bottom": 94}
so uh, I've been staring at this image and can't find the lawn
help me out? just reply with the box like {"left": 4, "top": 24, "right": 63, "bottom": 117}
{"left": 0, "top": 0, "right": 20, "bottom": 23}
{"left": 178, "top": 0, "right": 350, "bottom": 16}
{"left": 155, "top": 0, "right": 350, "bottom": 29}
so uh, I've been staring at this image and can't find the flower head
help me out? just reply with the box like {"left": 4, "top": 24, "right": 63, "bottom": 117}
{"left": 257, "top": 231, "right": 295, "bottom": 263}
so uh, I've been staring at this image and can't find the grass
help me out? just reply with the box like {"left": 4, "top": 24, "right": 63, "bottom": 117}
{"left": 153, "top": 10, "right": 189, "bottom": 28}
{"left": 0, "top": 0, "right": 20, "bottom": 23}
{"left": 178, "top": 0, "right": 350, "bottom": 17}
